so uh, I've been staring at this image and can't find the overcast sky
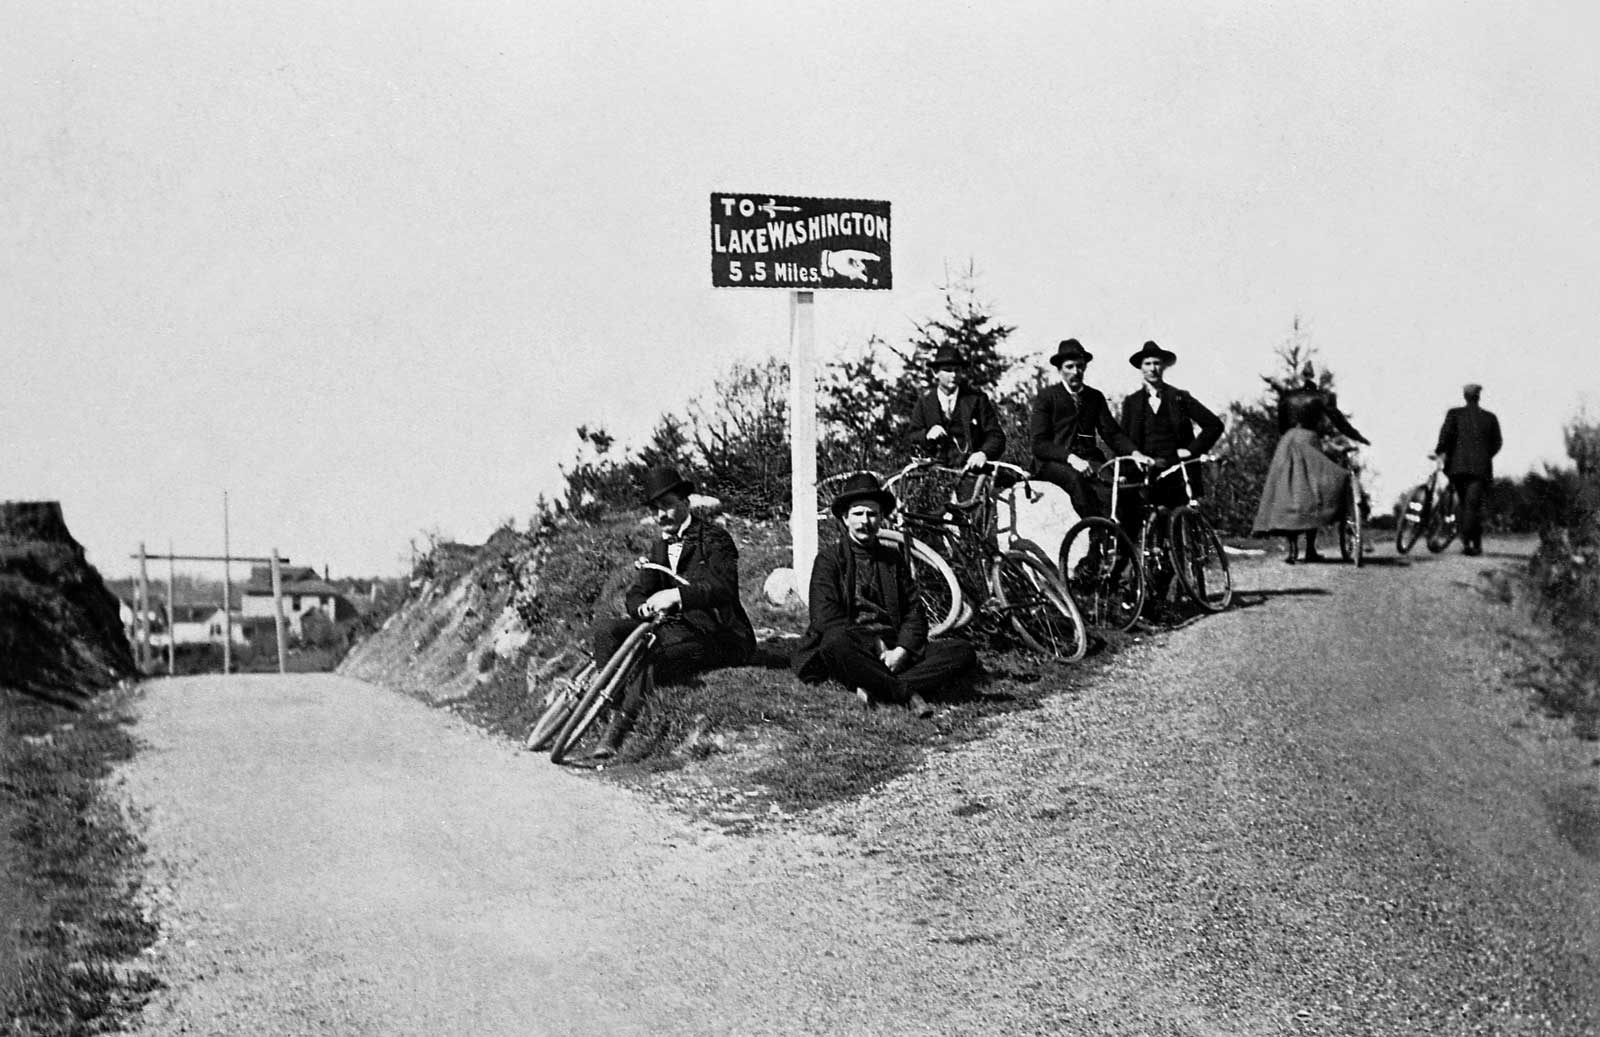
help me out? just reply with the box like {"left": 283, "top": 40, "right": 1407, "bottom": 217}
{"left": 6, "top": 1, "right": 1597, "bottom": 577}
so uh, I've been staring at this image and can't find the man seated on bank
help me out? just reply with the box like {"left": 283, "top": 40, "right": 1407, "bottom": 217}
{"left": 1119, "top": 340, "right": 1225, "bottom": 522}
{"left": 585, "top": 465, "right": 756, "bottom": 760}
{"left": 1029, "top": 338, "right": 1155, "bottom": 521}
{"left": 790, "top": 473, "right": 978, "bottom": 718}
{"left": 906, "top": 344, "right": 1007, "bottom": 471}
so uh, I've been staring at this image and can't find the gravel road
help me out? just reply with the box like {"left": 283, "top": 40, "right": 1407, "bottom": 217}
{"left": 119, "top": 536, "right": 1600, "bottom": 1036}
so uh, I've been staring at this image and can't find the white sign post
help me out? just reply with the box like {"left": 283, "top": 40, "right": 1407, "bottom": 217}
{"left": 788, "top": 290, "right": 817, "bottom": 601}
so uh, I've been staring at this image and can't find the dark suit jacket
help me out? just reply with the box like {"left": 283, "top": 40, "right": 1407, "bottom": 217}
{"left": 1120, "top": 384, "right": 1224, "bottom": 460}
{"left": 791, "top": 536, "right": 926, "bottom": 679}
{"left": 627, "top": 517, "right": 755, "bottom": 661}
{"left": 907, "top": 387, "right": 1006, "bottom": 464}
{"left": 1029, "top": 383, "right": 1137, "bottom": 469}
{"left": 1277, "top": 388, "right": 1369, "bottom": 444}
{"left": 1435, "top": 404, "right": 1502, "bottom": 479}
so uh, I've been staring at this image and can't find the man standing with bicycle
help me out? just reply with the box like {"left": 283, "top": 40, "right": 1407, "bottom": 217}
{"left": 791, "top": 473, "right": 978, "bottom": 717}
{"left": 1120, "top": 340, "right": 1225, "bottom": 516}
{"left": 906, "top": 345, "right": 1006, "bottom": 471}
{"left": 585, "top": 466, "right": 756, "bottom": 759}
{"left": 1433, "top": 383, "right": 1502, "bottom": 557}
{"left": 1029, "top": 339, "right": 1155, "bottom": 521}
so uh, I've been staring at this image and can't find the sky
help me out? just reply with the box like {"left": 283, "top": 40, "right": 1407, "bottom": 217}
{"left": 5, "top": 1, "right": 1598, "bottom": 578}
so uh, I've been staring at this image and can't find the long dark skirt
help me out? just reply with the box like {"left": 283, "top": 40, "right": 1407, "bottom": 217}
{"left": 1252, "top": 429, "right": 1352, "bottom": 534}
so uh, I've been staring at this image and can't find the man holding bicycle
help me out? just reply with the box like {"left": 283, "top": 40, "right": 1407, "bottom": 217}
{"left": 1030, "top": 339, "right": 1155, "bottom": 521}
{"left": 791, "top": 473, "right": 977, "bottom": 717}
{"left": 906, "top": 345, "right": 1006, "bottom": 471}
{"left": 1433, "top": 383, "right": 1502, "bottom": 557}
{"left": 585, "top": 466, "right": 756, "bottom": 759}
{"left": 1119, "top": 340, "right": 1225, "bottom": 515}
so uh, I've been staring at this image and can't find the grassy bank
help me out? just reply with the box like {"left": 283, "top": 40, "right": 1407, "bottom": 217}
{"left": 1528, "top": 515, "right": 1600, "bottom": 740}
{"left": 0, "top": 687, "right": 160, "bottom": 1035}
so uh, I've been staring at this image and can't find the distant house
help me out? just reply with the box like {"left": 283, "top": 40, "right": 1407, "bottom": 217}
{"left": 241, "top": 565, "right": 357, "bottom": 639}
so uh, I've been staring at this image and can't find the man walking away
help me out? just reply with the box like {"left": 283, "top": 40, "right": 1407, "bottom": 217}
{"left": 1434, "top": 383, "right": 1502, "bottom": 557}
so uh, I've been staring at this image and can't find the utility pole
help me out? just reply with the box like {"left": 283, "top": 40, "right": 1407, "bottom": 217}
{"left": 137, "top": 541, "right": 151, "bottom": 671}
{"left": 270, "top": 549, "right": 287, "bottom": 675}
{"left": 222, "top": 491, "right": 232, "bottom": 675}
{"left": 166, "top": 541, "right": 176, "bottom": 675}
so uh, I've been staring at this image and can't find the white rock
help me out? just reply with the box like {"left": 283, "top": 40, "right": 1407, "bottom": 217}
{"left": 763, "top": 568, "right": 802, "bottom": 606}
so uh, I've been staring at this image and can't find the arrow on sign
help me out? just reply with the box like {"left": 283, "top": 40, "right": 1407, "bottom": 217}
{"left": 760, "top": 199, "right": 802, "bottom": 219}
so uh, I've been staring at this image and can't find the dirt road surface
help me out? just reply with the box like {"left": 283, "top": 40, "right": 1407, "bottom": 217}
{"left": 119, "top": 536, "right": 1600, "bottom": 1036}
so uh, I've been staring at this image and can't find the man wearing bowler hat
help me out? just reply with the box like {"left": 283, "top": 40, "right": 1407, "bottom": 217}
{"left": 1120, "top": 341, "right": 1225, "bottom": 514}
{"left": 791, "top": 473, "right": 978, "bottom": 717}
{"left": 585, "top": 465, "right": 756, "bottom": 759}
{"left": 906, "top": 345, "right": 1006, "bottom": 470}
{"left": 1030, "top": 338, "right": 1154, "bottom": 520}
{"left": 1433, "top": 383, "right": 1502, "bottom": 557}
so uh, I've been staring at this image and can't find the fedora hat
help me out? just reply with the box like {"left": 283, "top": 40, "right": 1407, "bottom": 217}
{"left": 1128, "top": 340, "right": 1177, "bottom": 368}
{"left": 1049, "top": 339, "right": 1094, "bottom": 366}
{"left": 930, "top": 345, "right": 968, "bottom": 369}
{"left": 641, "top": 465, "right": 694, "bottom": 505}
{"left": 829, "top": 472, "right": 897, "bottom": 519}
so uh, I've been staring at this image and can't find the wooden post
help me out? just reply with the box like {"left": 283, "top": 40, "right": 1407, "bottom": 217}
{"left": 270, "top": 549, "right": 287, "bottom": 675}
{"left": 137, "top": 541, "right": 151, "bottom": 671}
{"left": 166, "top": 542, "right": 176, "bottom": 675}
{"left": 788, "top": 290, "right": 818, "bottom": 603}
{"left": 221, "top": 492, "right": 232, "bottom": 675}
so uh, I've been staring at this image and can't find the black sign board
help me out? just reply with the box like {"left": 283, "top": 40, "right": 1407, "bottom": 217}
{"left": 710, "top": 193, "right": 892, "bottom": 290}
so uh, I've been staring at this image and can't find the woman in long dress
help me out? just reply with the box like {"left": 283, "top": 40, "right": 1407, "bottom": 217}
{"left": 1252, "top": 387, "right": 1355, "bottom": 563}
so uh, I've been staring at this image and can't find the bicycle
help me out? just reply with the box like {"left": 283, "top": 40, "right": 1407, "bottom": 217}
{"left": 1057, "top": 457, "right": 1148, "bottom": 632}
{"left": 1321, "top": 438, "right": 1368, "bottom": 567}
{"left": 883, "top": 459, "right": 1087, "bottom": 661}
{"left": 1112, "top": 454, "right": 1233, "bottom": 615}
{"left": 1395, "top": 457, "right": 1457, "bottom": 555}
{"left": 534, "top": 560, "right": 685, "bottom": 765}
{"left": 816, "top": 468, "right": 963, "bottom": 637}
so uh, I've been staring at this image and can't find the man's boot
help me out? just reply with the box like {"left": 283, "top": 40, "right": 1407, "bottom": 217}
{"left": 587, "top": 711, "right": 634, "bottom": 761}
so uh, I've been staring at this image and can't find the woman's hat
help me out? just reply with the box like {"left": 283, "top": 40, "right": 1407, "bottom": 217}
{"left": 1128, "top": 340, "right": 1178, "bottom": 368}
{"left": 930, "top": 345, "right": 968, "bottom": 369}
{"left": 829, "top": 472, "right": 897, "bottom": 518}
{"left": 641, "top": 466, "right": 695, "bottom": 505}
{"left": 1049, "top": 339, "right": 1094, "bottom": 366}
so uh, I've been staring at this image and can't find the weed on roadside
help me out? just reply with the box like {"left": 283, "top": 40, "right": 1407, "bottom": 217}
{"left": 0, "top": 687, "right": 161, "bottom": 1035}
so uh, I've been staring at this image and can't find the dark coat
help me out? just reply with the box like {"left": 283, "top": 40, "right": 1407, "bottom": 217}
{"left": 627, "top": 517, "right": 755, "bottom": 662}
{"left": 1029, "top": 383, "right": 1137, "bottom": 470}
{"left": 1435, "top": 404, "right": 1502, "bottom": 479}
{"left": 907, "top": 386, "right": 1006, "bottom": 464}
{"left": 1277, "top": 387, "right": 1369, "bottom": 444}
{"left": 1119, "top": 383, "right": 1224, "bottom": 460}
{"left": 791, "top": 536, "right": 926, "bottom": 679}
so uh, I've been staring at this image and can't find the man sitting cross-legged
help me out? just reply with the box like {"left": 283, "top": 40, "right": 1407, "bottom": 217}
{"left": 585, "top": 465, "right": 756, "bottom": 760}
{"left": 790, "top": 473, "right": 978, "bottom": 717}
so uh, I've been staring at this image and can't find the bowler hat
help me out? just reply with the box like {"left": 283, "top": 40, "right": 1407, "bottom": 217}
{"left": 1049, "top": 339, "right": 1094, "bottom": 366}
{"left": 1128, "top": 340, "right": 1178, "bottom": 368}
{"left": 930, "top": 345, "right": 968, "bottom": 369}
{"left": 1463, "top": 382, "right": 1483, "bottom": 398}
{"left": 642, "top": 466, "right": 694, "bottom": 505}
{"left": 829, "top": 472, "right": 897, "bottom": 519}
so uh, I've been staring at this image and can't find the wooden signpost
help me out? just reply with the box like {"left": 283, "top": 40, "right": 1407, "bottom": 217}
{"left": 710, "top": 192, "right": 892, "bottom": 599}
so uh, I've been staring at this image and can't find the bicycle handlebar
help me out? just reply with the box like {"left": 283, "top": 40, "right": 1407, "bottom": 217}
{"left": 1151, "top": 453, "right": 1226, "bottom": 484}
{"left": 634, "top": 559, "right": 690, "bottom": 587}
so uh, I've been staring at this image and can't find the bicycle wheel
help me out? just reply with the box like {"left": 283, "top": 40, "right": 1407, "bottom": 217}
{"left": 1170, "top": 507, "right": 1233, "bottom": 612}
{"left": 549, "top": 625, "right": 650, "bottom": 764}
{"left": 878, "top": 528, "right": 963, "bottom": 637}
{"left": 989, "top": 550, "right": 1087, "bottom": 662}
{"left": 1138, "top": 511, "right": 1174, "bottom": 618}
{"left": 1059, "top": 517, "right": 1144, "bottom": 633}
{"left": 525, "top": 661, "right": 596, "bottom": 751}
{"left": 1425, "top": 487, "right": 1458, "bottom": 554}
{"left": 1395, "top": 485, "right": 1427, "bottom": 554}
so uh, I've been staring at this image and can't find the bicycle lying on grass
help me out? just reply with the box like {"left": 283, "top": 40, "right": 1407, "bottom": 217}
{"left": 1059, "top": 453, "right": 1232, "bottom": 630}
{"left": 526, "top": 560, "right": 685, "bottom": 765}
{"left": 881, "top": 458, "right": 1087, "bottom": 662}
{"left": 1395, "top": 457, "right": 1458, "bottom": 555}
